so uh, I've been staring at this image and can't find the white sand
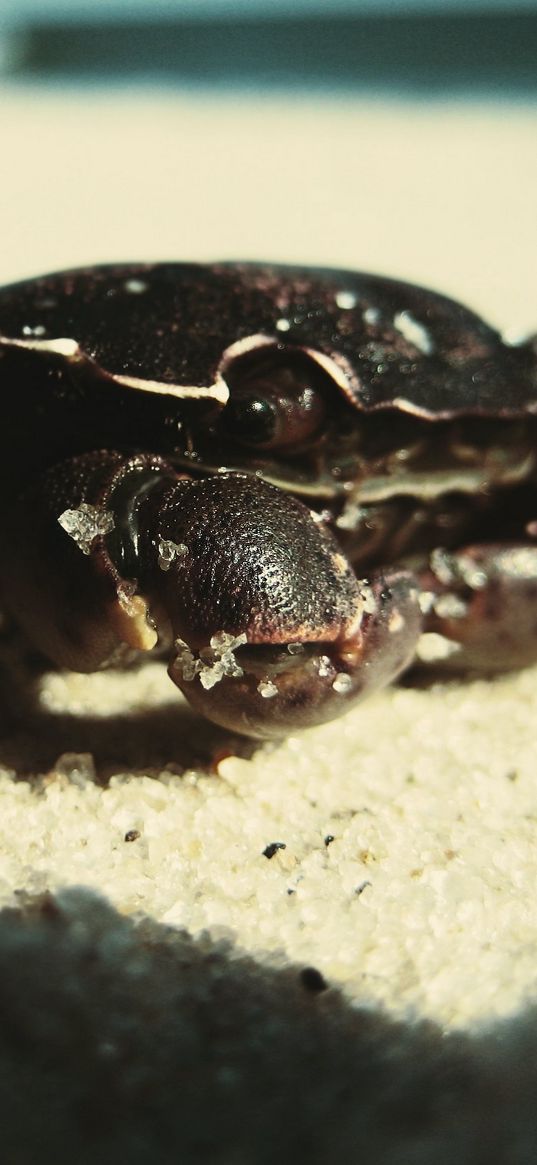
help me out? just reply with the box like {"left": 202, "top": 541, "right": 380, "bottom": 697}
{"left": 2, "top": 648, "right": 537, "bottom": 1031}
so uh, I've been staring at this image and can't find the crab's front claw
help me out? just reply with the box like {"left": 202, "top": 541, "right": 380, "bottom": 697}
{"left": 166, "top": 570, "right": 422, "bottom": 738}
{"left": 135, "top": 473, "right": 422, "bottom": 737}
{"left": 0, "top": 452, "right": 421, "bottom": 738}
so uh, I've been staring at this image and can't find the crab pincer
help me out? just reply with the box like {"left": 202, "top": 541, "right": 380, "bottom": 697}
{"left": 133, "top": 471, "right": 422, "bottom": 736}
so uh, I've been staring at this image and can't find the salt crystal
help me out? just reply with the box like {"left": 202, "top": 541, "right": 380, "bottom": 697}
{"left": 363, "top": 306, "right": 381, "bottom": 326}
{"left": 388, "top": 609, "right": 405, "bottom": 633}
{"left": 336, "top": 501, "right": 368, "bottom": 531}
{"left": 433, "top": 594, "right": 468, "bottom": 620}
{"left": 210, "top": 631, "right": 247, "bottom": 653}
{"left": 415, "top": 632, "right": 462, "bottom": 662}
{"left": 332, "top": 673, "right": 352, "bottom": 694}
{"left": 457, "top": 556, "right": 487, "bottom": 590}
{"left": 173, "top": 639, "right": 199, "bottom": 682}
{"left": 200, "top": 662, "right": 225, "bottom": 690}
{"left": 58, "top": 503, "right": 115, "bottom": 555}
{"left": 429, "top": 547, "right": 456, "bottom": 586}
{"left": 393, "top": 310, "right": 434, "bottom": 355}
{"left": 158, "top": 539, "right": 188, "bottom": 571}
{"left": 497, "top": 546, "right": 537, "bottom": 578}
{"left": 358, "top": 583, "right": 377, "bottom": 615}
{"left": 53, "top": 751, "right": 96, "bottom": 787}
{"left": 123, "top": 278, "right": 148, "bottom": 294}
{"left": 172, "top": 631, "right": 247, "bottom": 689}
{"left": 418, "top": 590, "right": 436, "bottom": 615}
{"left": 335, "top": 290, "right": 357, "bottom": 310}
{"left": 258, "top": 680, "right": 278, "bottom": 699}
{"left": 22, "top": 324, "right": 46, "bottom": 337}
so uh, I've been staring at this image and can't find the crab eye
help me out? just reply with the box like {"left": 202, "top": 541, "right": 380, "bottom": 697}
{"left": 224, "top": 393, "right": 278, "bottom": 445}
{"left": 222, "top": 359, "right": 326, "bottom": 451}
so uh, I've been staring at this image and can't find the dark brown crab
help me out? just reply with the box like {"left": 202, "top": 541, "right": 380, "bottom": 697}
{"left": 0, "top": 262, "right": 536, "bottom": 738}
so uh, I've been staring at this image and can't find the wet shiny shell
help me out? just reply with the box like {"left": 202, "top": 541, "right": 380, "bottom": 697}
{"left": 0, "top": 261, "right": 535, "bottom": 420}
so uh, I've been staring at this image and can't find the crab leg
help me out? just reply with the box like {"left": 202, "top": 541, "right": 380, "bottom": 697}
{"left": 416, "top": 542, "right": 537, "bottom": 672}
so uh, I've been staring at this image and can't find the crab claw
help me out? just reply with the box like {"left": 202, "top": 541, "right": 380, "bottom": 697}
{"left": 0, "top": 453, "right": 421, "bottom": 738}
{"left": 134, "top": 472, "right": 422, "bottom": 737}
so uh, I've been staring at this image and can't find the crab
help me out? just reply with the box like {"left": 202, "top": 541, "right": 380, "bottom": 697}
{"left": 0, "top": 262, "right": 536, "bottom": 738}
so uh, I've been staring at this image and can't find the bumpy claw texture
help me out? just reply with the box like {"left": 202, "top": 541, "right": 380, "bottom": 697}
{"left": 132, "top": 473, "right": 423, "bottom": 736}
{"left": 136, "top": 473, "right": 363, "bottom": 647}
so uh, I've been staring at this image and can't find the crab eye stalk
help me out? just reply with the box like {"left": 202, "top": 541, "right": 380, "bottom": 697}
{"left": 222, "top": 357, "right": 327, "bottom": 451}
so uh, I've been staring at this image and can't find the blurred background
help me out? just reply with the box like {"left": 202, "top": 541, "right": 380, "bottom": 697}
{"left": 0, "top": 0, "right": 536, "bottom": 333}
